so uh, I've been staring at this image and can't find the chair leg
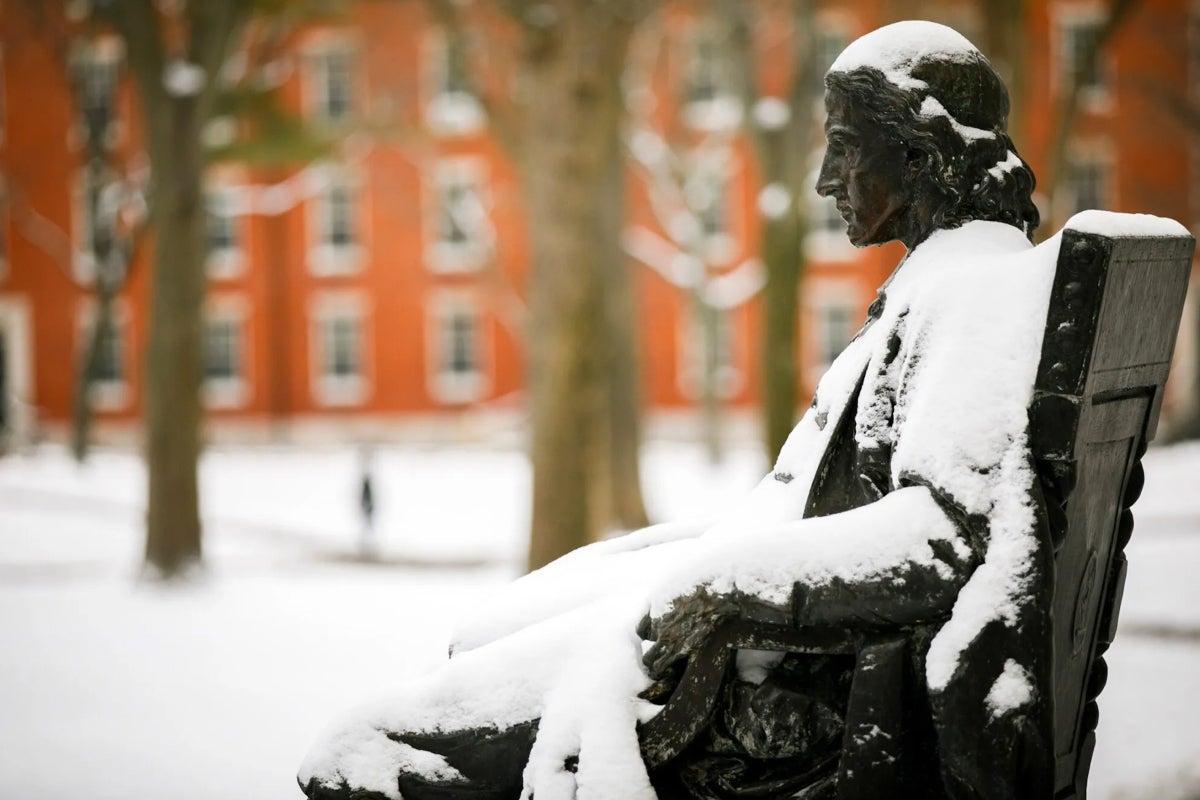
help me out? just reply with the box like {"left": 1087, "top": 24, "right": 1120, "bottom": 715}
{"left": 836, "top": 636, "right": 909, "bottom": 800}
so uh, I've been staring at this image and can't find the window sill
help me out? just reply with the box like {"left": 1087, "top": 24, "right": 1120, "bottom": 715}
{"left": 315, "top": 376, "right": 367, "bottom": 407}
{"left": 308, "top": 245, "right": 366, "bottom": 277}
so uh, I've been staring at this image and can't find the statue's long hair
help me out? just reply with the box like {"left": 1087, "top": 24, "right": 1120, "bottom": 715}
{"left": 825, "top": 58, "right": 1040, "bottom": 241}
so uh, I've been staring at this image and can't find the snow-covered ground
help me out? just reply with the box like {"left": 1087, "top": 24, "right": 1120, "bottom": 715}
{"left": 0, "top": 440, "right": 1197, "bottom": 799}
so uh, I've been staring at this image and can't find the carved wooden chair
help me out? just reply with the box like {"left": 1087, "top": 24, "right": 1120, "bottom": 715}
{"left": 637, "top": 219, "right": 1195, "bottom": 799}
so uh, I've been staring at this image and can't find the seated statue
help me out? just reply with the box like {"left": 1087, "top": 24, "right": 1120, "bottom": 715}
{"left": 301, "top": 21, "right": 1064, "bottom": 800}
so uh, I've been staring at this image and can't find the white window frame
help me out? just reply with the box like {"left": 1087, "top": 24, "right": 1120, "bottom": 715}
{"left": 685, "top": 148, "right": 738, "bottom": 266}
{"left": 203, "top": 297, "right": 249, "bottom": 409}
{"left": 1055, "top": 5, "right": 1115, "bottom": 111}
{"left": 302, "top": 37, "right": 358, "bottom": 125}
{"left": 427, "top": 292, "right": 489, "bottom": 404}
{"left": 309, "top": 291, "right": 370, "bottom": 407}
{"left": 72, "top": 168, "right": 118, "bottom": 284}
{"left": 205, "top": 185, "right": 245, "bottom": 280}
{"left": 681, "top": 22, "right": 741, "bottom": 132}
{"left": 425, "top": 158, "right": 491, "bottom": 273}
{"left": 1062, "top": 140, "right": 1116, "bottom": 218}
{"left": 807, "top": 281, "right": 859, "bottom": 376}
{"left": 307, "top": 165, "right": 366, "bottom": 276}
{"left": 677, "top": 304, "right": 742, "bottom": 400}
{"left": 422, "top": 30, "right": 485, "bottom": 136}
{"left": 811, "top": 24, "right": 849, "bottom": 99}
{"left": 76, "top": 299, "right": 130, "bottom": 411}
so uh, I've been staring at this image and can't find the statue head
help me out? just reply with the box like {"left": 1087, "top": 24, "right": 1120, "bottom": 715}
{"left": 817, "top": 21, "right": 1039, "bottom": 250}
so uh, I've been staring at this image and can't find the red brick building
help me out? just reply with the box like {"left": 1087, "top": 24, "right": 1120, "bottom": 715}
{"left": 0, "top": 0, "right": 1195, "bottom": 445}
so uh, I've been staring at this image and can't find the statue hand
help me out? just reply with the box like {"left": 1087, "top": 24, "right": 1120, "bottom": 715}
{"left": 640, "top": 587, "right": 743, "bottom": 682}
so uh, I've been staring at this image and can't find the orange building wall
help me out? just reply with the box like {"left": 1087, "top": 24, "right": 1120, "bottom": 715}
{"left": 0, "top": 0, "right": 1195, "bottom": 439}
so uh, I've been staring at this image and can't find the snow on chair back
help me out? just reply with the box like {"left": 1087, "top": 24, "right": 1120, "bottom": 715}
{"left": 1028, "top": 211, "right": 1193, "bottom": 799}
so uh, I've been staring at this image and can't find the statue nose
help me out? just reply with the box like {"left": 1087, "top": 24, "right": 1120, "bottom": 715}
{"left": 816, "top": 168, "right": 841, "bottom": 197}
{"left": 816, "top": 155, "right": 843, "bottom": 197}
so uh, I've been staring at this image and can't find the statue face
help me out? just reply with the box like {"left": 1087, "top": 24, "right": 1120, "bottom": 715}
{"left": 816, "top": 88, "right": 921, "bottom": 248}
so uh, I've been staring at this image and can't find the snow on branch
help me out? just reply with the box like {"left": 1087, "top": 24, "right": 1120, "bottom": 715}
{"left": 163, "top": 60, "right": 207, "bottom": 97}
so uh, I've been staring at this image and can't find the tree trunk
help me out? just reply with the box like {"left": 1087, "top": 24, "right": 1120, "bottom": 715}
{"left": 596, "top": 151, "right": 651, "bottom": 532}
{"left": 522, "top": 7, "right": 639, "bottom": 571}
{"left": 761, "top": 211, "right": 803, "bottom": 462}
{"left": 142, "top": 95, "right": 206, "bottom": 576}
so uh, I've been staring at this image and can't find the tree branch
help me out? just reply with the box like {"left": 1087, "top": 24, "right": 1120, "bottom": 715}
{"left": 94, "top": 0, "right": 166, "bottom": 108}
{"left": 187, "top": 0, "right": 251, "bottom": 113}
{"left": 424, "top": 0, "right": 526, "bottom": 159}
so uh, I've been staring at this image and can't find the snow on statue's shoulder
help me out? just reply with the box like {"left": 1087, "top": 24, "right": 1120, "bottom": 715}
{"left": 1066, "top": 210, "right": 1191, "bottom": 239}
{"left": 829, "top": 21, "right": 980, "bottom": 88}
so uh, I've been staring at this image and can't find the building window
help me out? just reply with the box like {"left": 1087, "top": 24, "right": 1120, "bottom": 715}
{"left": 683, "top": 26, "right": 740, "bottom": 130}
{"left": 325, "top": 183, "right": 354, "bottom": 247}
{"left": 686, "top": 30, "right": 722, "bottom": 105}
{"left": 815, "top": 297, "right": 857, "bottom": 369}
{"left": 205, "top": 187, "right": 243, "bottom": 278}
{"left": 77, "top": 303, "right": 129, "bottom": 410}
{"left": 814, "top": 193, "right": 845, "bottom": 236}
{"left": 1059, "top": 12, "right": 1111, "bottom": 103}
{"left": 1066, "top": 151, "right": 1111, "bottom": 214}
{"left": 679, "top": 307, "right": 740, "bottom": 399}
{"left": 425, "top": 32, "right": 484, "bottom": 135}
{"left": 812, "top": 28, "right": 848, "bottom": 96}
{"left": 692, "top": 169, "right": 726, "bottom": 241}
{"left": 312, "top": 297, "right": 368, "bottom": 406}
{"left": 309, "top": 170, "right": 363, "bottom": 275}
{"left": 430, "top": 297, "right": 486, "bottom": 403}
{"left": 684, "top": 152, "right": 737, "bottom": 264}
{"left": 93, "top": 321, "right": 123, "bottom": 385}
{"left": 308, "top": 45, "right": 355, "bottom": 123}
{"left": 71, "top": 37, "right": 123, "bottom": 148}
{"left": 804, "top": 155, "right": 856, "bottom": 262}
{"left": 203, "top": 307, "right": 247, "bottom": 408}
{"left": 427, "top": 160, "right": 489, "bottom": 272}
{"left": 74, "top": 168, "right": 119, "bottom": 283}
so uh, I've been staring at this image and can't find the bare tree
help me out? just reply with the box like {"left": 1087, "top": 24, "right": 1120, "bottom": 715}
{"left": 623, "top": 20, "right": 766, "bottom": 463}
{"left": 489, "top": 0, "right": 659, "bottom": 570}
{"left": 6, "top": 5, "right": 149, "bottom": 461}
{"left": 717, "top": 0, "right": 819, "bottom": 463}
{"left": 429, "top": 0, "right": 654, "bottom": 568}
{"left": 89, "top": 0, "right": 251, "bottom": 577}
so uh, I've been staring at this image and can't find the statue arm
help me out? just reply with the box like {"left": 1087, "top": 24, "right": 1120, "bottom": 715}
{"left": 642, "top": 485, "right": 979, "bottom": 677}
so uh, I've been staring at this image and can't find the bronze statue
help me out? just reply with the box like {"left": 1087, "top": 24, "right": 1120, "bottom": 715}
{"left": 301, "top": 22, "right": 1073, "bottom": 800}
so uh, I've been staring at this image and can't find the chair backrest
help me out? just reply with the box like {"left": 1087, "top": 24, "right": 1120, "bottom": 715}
{"left": 1029, "top": 221, "right": 1194, "bottom": 799}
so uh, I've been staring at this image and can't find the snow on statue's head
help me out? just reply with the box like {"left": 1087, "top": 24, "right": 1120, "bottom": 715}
{"left": 819, "top": 21, "right": 1039, "bottom": 250}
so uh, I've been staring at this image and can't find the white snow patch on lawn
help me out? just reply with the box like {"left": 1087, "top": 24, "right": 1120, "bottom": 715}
{"left": 1, "top": 438, "right": 1198, "bottom": 799}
